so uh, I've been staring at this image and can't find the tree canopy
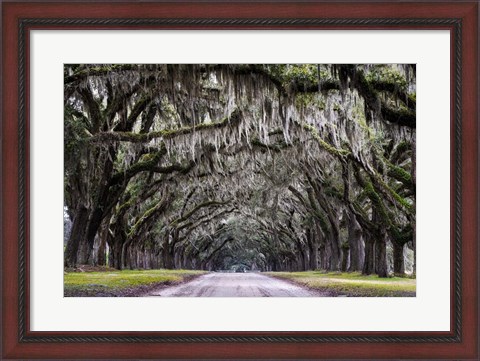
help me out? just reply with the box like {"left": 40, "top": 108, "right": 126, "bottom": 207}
{"left": 64, "top": 64, "right": 416, "bottom": 277}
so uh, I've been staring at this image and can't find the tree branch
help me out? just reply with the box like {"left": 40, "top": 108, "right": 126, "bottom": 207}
{"left": 90, "top": 108, "right": 241, "bottom": 144}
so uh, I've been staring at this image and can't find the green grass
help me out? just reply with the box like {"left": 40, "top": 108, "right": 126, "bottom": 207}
{"left": 64, "top": 269, "right": 206, "bottom": 297}
{"left": 267, "top": 271, "right": 416, "bottom": 297}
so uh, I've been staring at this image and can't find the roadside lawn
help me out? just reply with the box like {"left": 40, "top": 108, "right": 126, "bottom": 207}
{"left": 267, "top": 271, "right": 416, "bottom": 297}
{"left": 64, "top": 269, "right": 206, "bottom": 297}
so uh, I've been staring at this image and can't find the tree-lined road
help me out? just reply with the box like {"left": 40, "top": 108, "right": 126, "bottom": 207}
{"left": 64, "top": 65, "right": 415, "bottom": 279}
{"left": 149, "top": 272, "right": 323, "bottom": 297}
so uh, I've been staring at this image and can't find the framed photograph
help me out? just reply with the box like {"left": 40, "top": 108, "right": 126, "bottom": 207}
{"left": 1, "top": 1, "right": 478, "bottom": 359}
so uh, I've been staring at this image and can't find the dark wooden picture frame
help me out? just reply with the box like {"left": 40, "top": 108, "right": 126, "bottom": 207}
{"left": 1, "top": 1, "right": 478, "bottom": 359}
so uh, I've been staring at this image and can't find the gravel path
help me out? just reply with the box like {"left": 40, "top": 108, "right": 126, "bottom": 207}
{"left": 148, "top": 272, "right": 323, "bottom": 297}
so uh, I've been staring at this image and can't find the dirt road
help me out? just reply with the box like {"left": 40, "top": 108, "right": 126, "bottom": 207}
{"left": 149, "top": 272, "right": 324, "bottom": 297}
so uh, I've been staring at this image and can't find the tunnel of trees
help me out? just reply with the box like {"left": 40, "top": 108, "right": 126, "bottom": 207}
{"left": 64, "top": 64, "right": 416, "bottom": 277}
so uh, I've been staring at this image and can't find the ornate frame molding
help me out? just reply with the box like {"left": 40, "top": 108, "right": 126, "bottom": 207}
{"left": 17, "top": 17, "right": 462, "bottom": 344}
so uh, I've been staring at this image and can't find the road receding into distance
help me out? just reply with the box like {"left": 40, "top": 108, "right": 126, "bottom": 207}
{"left": 149, "top": 272, "right": 327, "bottom": 297}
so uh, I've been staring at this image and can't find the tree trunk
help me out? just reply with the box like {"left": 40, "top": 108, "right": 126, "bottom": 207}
{"left": 412, "top": 222, "right": 416, "bottom": 276}
{"left": 328, "top": 233, "right": 341, "bottom": 271}
{"left": 297, "top": 245, "right": 306, "bottom": 271}
{"left": 83, "top": 148, "right": 118, "bottom": 256}
{"left": 107, "top": 219, "right": 126, "bottom": 270}
{"left": 94, "top": 219, "right": 109, "bottom": 266}
{"left": 393, "top": 241, "right": 405, "bottom": 275}
{"left": 109, "top": 239, "right": 123, "bottom": 270}
{"left": 174, "top": 247, "right": 182, "bottom": 269}
{"left": 302, "top": 246, "right": 309, "bottom": 271}
{"left": 318, "top": 244, "right": 326, "bottom": 270}
{"left": 375, "top": 234, "right": 388, "bottom": 278}
{"left": 129, "top": 247, "right": 136, "bottom": 269}
{"left": 271, "top": 259, "right": 278, "bottom": 272}
{"left": 347, "top": 213, "right": 365, "bottom": 271}
{"left": 309, "top": 243, "right": 318, "bottom": 270}
{"left": 121, "top": 242, "right": 129, "bottom": 269}
{"left": 411, "top": 136, "right": 416, "bottom": 276}
{"left": 362, "top": 236, "right": 375, "bottom": 275}
{"left": 96, "top": 239, "right": 107, "bottom": 267}
{"left": 163, "top": 244, "right": 174, "bottom": 269}
{"left": 326, "top": 218, "right": 341, "bottom": 271}
{"left": 85, "top": 208, "right": 104, "bottom": 254}
{"left": 307, "top": 227, "right": 319, "bottom": 270}
{"left": 64, "top": 205, "right": 89, "bottom": 268}
{"left": 341, "top": 245, "right": 349, "bottom": 272}
{"left": 77, "top": 236, "right": 92, "bottom": 265}
{"left": 184, "top": 256, "right": 193, "bottom": 270}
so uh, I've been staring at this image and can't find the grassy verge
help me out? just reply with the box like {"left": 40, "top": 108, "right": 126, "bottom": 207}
{"left": 267, "top": 271, "right": 416, "bottom": 297}
{"left": 64, "top": 269, "right": 206, "bottom": 297}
